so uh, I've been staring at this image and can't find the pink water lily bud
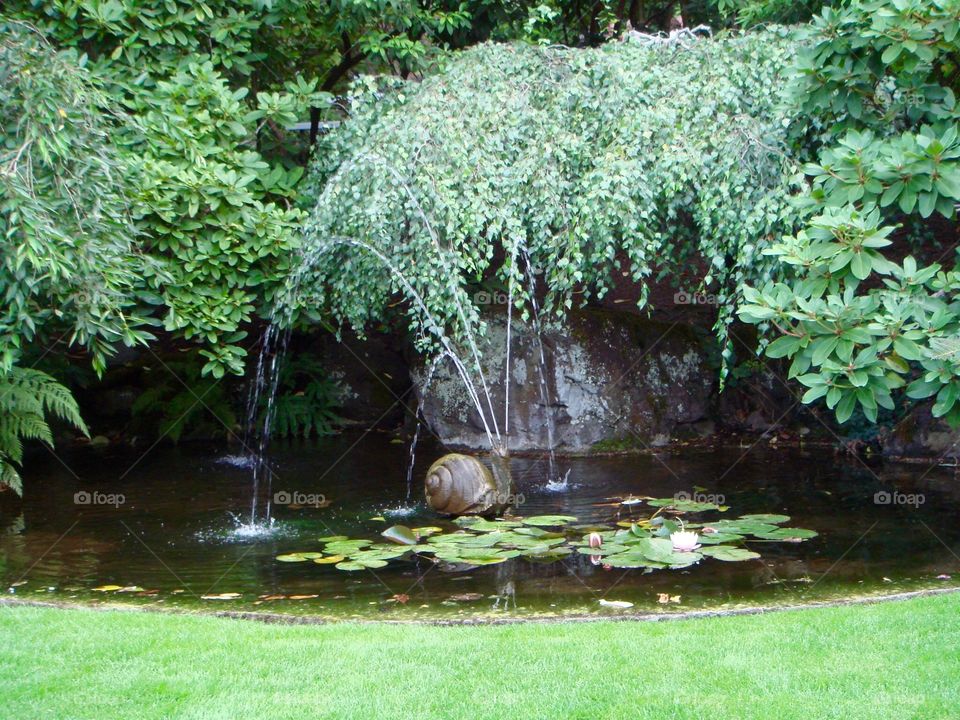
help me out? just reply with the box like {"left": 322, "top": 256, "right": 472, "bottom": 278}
{"left": 670, "top": 530, "right": 701, "bottom": 552}
{"left": 588, "top": 532, "right": 603, "bottom": 548}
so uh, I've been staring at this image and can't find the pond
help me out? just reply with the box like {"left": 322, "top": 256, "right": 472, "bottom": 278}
{"left": 1, "top": 434, "right": 957, "bottom": 621}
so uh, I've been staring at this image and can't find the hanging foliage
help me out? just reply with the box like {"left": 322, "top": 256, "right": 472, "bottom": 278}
{"left": 292, "top": 30, "right": 805, "bottom": 370}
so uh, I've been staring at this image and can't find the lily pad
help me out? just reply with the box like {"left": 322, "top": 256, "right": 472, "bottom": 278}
{"left": 707, "top": 520, "right": 779, "bottom": 536}
{"left": 435, "top": 548, "right": 520, "bottom": 566}
{"left": 572, "top": 524, "right": 614, "bottom": 532}
{"left": 454, "top": 517, "right": 521, "bottom": 531}
{"left": 631, "top": 537, "right": 702, "bottom": 566}
{"left": 738, "top": 514, "right": 791, "bottom": 524}
{"left": 412, "top": 526, "right": 443, "bottom": 536}
{"left": 456, "top": 533, "right": 505, "bottom": 548}
{"left": 313, "top": 555, "right": 345, "bottom": 564}
{"left": 647, "top": 498, "right": 720, "bottom": 512}
{"left": 318, "top": 535, "right": 349, "bottom": 543}
{"left": 323, "top": 540, "right": 373, "bottom": 554}
{"left": 522, "top": 546, "right": 572, "bottom": 560}
{"left": 753, "top": 528, "right": 818, "bottom": 541}
{"left": 513, "top": 526, "right": 566, "bottom": 538}
{"left": 360, "top": 547, "right": 410, "bottom": 560}
{"left": 667, "top": 555, "right": 703, "bottom": 569}
{"left": 276, "top": 554, "right": 310, "bottom": 562}
{"left": 428, "top": 533, "right": 479, "bottom": 545}
{"left": 700, "top": 545, "right": 761, "bottom": 561}
{"left": 574, "top": 544, "right": 628, "bottom": 556}
{"left": 651, "top": 519, "right": 680, "bottom": 536}
{"left": 335, "top": 558, "right": 388, "bottom": 571}
{"left": 521, "top": 515, "right": 578, "bottom": 526}
{"left": 603, "top": 553, "right": 666, "bottom": 569}
{"left": 696, "top": 532, "right": 745, "bottom": 545}
{"left": 334, "top": 561, "right": 365, "bottom": 571}
{"left": 499, "top": 534, "right": 566, "bottom": 549}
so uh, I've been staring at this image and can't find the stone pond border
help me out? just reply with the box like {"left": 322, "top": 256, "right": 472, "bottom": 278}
{"left": 2, "top": 585, "right": 958, "bottom": 627}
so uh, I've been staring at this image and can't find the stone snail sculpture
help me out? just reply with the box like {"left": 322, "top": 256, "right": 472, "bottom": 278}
{"left": 424, "top": 445, "right": 514, "bottom": 516}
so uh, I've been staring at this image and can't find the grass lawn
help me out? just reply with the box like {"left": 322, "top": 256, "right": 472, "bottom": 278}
{"left": 1, "top": 594, "right": 958, "bottom": 719}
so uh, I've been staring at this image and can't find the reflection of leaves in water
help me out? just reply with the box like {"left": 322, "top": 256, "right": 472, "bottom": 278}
{"left": 275, "top": 500, "right": 818, "bottom": 574}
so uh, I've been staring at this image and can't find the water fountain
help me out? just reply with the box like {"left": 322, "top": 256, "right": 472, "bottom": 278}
{"left": 242, "top": 151, "right": 572, "bottom": 522}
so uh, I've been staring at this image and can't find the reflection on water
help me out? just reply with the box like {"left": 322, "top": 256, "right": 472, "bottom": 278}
{"left": 1, "top": 433, "right": 958, "bottom": 619}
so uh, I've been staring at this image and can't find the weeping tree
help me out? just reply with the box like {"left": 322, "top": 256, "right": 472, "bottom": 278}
{"left": 0, "top": 23, "right": 152, "bottom": 492}
{"left": 290, "top": 30, "right": 805, "bottom": 386}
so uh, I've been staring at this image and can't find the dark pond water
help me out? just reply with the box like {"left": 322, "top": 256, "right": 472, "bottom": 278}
{"left": 1, "top": 433, "right": 958, "bottom": 620}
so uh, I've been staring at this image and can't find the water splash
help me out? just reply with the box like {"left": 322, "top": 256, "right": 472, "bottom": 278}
{"left": 214, "top": 454, "right": 256, "bottom": 469}
{"left": 544, "top": 468, "right": 572, "bottom": 493}
{"left": 381, "top": 504, "right": 421, "bottom": 518}
{"left": 194, "top": 514, "right": 292, "bottom": 543}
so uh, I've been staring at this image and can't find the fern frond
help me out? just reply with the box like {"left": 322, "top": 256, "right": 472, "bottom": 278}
{"left": 0, "top": 460, "right": 22, "bottom": 496}
{"left": 0, "top": 384, "right": 44, "bottom": 417}
{"left": 0, "top": 412, "right": 55, "bottom": 447}
{"left": 0, "top": 366, "right": 88, "bottom": 496}
{"left": 36, "top": 378, "right": 88, "bottom": 434}
{"left": 0, "top": 423, "right": 25, "bottom": 465}
{"left": 0, "top": 368, "right": 87, "bottom": 434}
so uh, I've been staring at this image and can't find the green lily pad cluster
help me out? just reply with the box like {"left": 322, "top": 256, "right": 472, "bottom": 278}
{"left": 275, "top": 502, "right": 817, "bottom": 573}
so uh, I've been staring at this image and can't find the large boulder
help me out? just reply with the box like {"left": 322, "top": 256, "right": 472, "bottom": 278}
{"left": 410, "top": 310, "right": 714, "bottom": 453}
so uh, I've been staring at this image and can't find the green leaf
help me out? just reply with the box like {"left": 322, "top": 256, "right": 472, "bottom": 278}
{"left": 521, "top": 515, "right": 578, "bottom": 526}
{"left": 699, "top": 546, "right": 761, "bottom": 561}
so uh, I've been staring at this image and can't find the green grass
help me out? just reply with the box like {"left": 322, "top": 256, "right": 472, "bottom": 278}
{"left": 2, "top": 594, "right": 959, "bottom": 719}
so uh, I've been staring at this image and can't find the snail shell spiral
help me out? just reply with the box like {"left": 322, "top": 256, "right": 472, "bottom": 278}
{"left": 424, "top": 453, "right": 498, "bottom": 516}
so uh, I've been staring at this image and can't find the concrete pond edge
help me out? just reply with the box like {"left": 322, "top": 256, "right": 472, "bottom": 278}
{"left": 2, "top": 585, "right": 958, "bottom": 627}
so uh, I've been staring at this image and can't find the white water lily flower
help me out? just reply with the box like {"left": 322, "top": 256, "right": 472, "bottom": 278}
{"left": 588, "top": 532, "right": 603, "bottom": 549}
{"left": 670, "top": 530, "right": 701, "bottom": 552}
